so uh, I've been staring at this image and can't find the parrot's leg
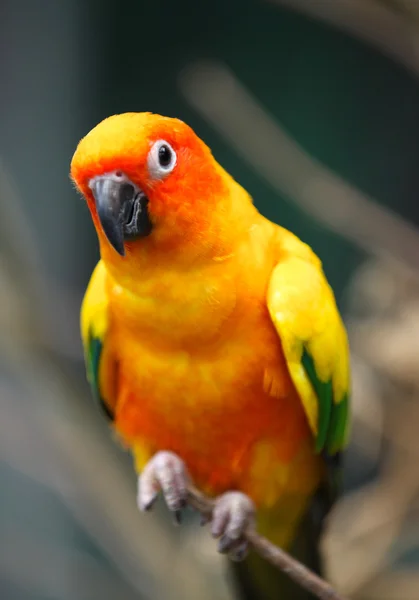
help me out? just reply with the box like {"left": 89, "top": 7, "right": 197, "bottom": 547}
{"left": 137, "top": 451, "right": 190, "bottom": 523}
{"left": 137, "top": 453, "right": 255, "bottom": 561}
{"left": 211, "top": 492, "right": 256, "bottom": 561}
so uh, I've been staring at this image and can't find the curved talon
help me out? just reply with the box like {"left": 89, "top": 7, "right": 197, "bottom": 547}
{"left": 137, "top": 451, "right": 189, "bottom": 520}
{"left": 217, "top": 533, "right": 250, "bottom": 561}
{"left": 229, "top": 539, "right": 250, "bottom": 562}
{"left": 211, "top": 491, "right": 255, "bottom": 561}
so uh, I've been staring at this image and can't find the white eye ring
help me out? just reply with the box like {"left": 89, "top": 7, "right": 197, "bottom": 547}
{"left": 147, "top": 140, "right": 177, "bottom": 180}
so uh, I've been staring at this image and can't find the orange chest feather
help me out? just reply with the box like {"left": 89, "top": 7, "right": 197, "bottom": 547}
{"left": 115, "top": 328, "right": 314, "bottom": 491}
{"left": 108, "top": 300, "right": 316, "bottom": 498}
{"left": 102, "top": 253, "right": 319, "bottom": 501}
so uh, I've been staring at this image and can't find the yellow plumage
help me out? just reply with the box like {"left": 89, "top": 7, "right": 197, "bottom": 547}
{"left": 72, "top": 112, "right": 351, "bottom": 599}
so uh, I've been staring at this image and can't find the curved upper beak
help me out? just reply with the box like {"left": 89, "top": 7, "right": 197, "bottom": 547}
{"left": 89, "top": 172, "right": 151, "bottom": 256}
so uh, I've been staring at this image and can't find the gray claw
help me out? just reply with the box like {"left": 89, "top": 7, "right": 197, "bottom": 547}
{"left": 230, "top": 540, "right": 250, "bottom": 562}
{"left": 137, "top": 451, "right": 189, "bottom": 517}
{"left": 211, "top": 491, "right": 255, "bottom": 560}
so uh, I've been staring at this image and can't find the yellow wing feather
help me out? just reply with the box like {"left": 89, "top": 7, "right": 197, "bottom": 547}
{"left": 267, "top": 236, "right": 350, "bottom": 454}
{"left": 81, "top": 260, "right": 109, "bottom": 350}
{"left": 81, "top": 260, "right": 116, "bottom": 419}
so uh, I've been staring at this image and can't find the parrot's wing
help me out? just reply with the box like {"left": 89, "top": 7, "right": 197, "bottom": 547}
{"left": 267, "top": 252, "right": 350, "bottom": 456}
{"left": 81, "top": 260, "right": 116, "bottom": 421}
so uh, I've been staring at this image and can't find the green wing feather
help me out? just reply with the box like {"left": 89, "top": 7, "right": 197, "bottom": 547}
{"left": 267, "top": 251, "right": 351, "bottom": 458}
{"left": 301, "top": 351, "right": 349, "bottom": 455}
{"left": 81, "top": 261, "right": 115, "bottom": 422}
{"left": 86, "top": 330, "right": 114, "bottom": 421}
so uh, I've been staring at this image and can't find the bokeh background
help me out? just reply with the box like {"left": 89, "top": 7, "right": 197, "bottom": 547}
{"left": 1, "top": 1, "right": 419, "bottom": 599}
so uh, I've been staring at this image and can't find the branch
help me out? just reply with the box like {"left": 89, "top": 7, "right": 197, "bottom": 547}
{"left": 267, "top": 0, "right": 419, "bottom": 78}
{"left": 186, "top": 484, "right": 348, "bottom": 600}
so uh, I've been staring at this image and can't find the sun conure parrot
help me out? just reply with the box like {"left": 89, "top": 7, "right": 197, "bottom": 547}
{"left": 71, "top": 112, "right": 350, "bottom": 600}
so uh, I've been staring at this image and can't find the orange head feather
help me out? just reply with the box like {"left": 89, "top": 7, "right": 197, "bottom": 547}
{"left": 70, "top": 112, "right": 246, "bottom": 265}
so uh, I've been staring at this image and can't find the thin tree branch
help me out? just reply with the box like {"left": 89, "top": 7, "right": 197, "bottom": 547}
{"left": 267, "top": 0, "right": 419, "bottom": 78}
{"left": 186, "top": 484, "right": 348, "bottom": 600}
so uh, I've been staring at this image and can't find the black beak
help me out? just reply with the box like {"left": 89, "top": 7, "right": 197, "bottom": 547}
{"left": 89, "top": 172, "right": 152, "bottom": 256}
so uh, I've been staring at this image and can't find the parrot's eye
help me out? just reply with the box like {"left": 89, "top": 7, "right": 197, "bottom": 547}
{"left": 158, "top": 144, "right": 172, "bottom": 167}
{"left": 148, "top": 140, "right": 177, "bottom": 179}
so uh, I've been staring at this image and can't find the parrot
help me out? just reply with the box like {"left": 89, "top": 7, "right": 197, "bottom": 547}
{"left": 71, "top": 112, "right": 350, "bottom": 600}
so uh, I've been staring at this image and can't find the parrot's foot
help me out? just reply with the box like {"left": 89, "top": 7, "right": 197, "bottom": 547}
{"left": 211, "top": 492, "right": 256, "bottom": 561}
{"left": 137, "top": 451, "right": 190, "bottom": 523}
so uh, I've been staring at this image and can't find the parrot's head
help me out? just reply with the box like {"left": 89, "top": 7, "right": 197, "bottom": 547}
{"left": 71, "top": 112, "right": 235, "bottom": 259}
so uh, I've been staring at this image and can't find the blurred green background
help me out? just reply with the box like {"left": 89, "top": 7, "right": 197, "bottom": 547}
{"left": 1, "top": 1, "right": 419, "bottom": 599}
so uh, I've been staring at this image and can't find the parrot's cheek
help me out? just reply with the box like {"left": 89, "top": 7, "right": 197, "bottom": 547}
{"left": 89, "top": 171, "right": 152, "bottom": 256}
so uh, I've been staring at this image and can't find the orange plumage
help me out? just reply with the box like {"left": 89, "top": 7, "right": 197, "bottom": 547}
{"left": 72, "top": 112, "right": 349, "bottom": 558}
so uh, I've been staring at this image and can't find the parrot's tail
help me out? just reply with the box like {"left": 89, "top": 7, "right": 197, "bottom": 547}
{"left": 229, "top": 481, "right": 335, "bottom": 600}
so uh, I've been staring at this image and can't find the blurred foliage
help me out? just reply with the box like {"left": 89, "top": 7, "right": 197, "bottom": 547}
{"left": 1, "top": 1, "right": 419, "bottom": 599}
